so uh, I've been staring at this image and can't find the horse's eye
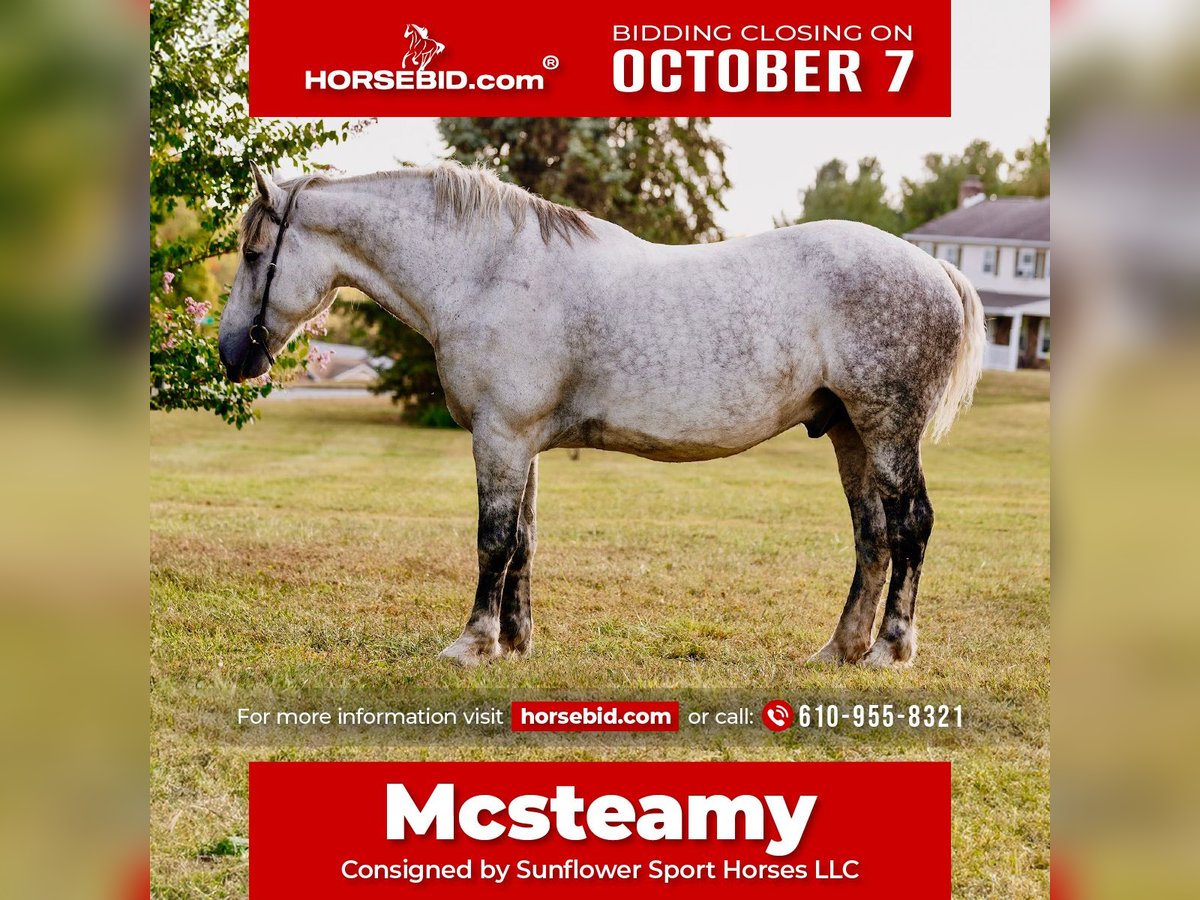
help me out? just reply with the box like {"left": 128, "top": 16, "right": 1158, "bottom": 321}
{"left": 244, "top": 249, "right": 261, "bottom": 263}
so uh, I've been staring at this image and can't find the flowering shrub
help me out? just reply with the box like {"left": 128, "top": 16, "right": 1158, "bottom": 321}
{"left": 304, "top": 308, "right": 329, "bottom": 337}
{"left": 306, "top": 342, "right": 334, "bottom": 372}
{"left": 149, "top": 271, "right": 311, "bottom": 428}
{"left": 184, "top": 296, "right": 211, "bottom": 325}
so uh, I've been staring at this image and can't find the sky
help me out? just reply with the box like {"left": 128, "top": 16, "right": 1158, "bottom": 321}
{"left": 304, "top": 0, "right": 1049, "bottom": 236}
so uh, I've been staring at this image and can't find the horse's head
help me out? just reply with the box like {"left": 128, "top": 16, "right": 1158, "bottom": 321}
{"left": 404, "top": 23, "right": 426, "bottom": 39}
{"left": 218, "top": 164, "right": 338, "bottom": 382}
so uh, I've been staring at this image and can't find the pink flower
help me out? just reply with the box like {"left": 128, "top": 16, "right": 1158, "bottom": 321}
{"left": 304, "top": 308, "right": 330, "bottom": 337}
{"left": 163, "top": 271, "right": 175, "bottom": 293}
{"left": 184, "top": 296, "right": 211, "bottom": 325}
{"left": 307, "top": 344, "right": 334, "bottom": 371}
{"left": 162, "top": 334, "right": 177, "bottom": 349}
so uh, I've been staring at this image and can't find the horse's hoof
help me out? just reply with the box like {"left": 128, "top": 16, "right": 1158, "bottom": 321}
{"left": 807, "top": 642, "right": 847, "bottom": 665}
{"left": 859, "top": 638, "right": 915, "bottom": 669}
{"left": 807, "top": 637, "right": 870, "bottom": 665}
{"left": 499, "top": 626, "right": 533, "bottom": 659}
{"left": 500, "top": 640, "right": 533, "bottom": 659}
{"left": 439, "top": 635, "right": 501, "bottom": 667}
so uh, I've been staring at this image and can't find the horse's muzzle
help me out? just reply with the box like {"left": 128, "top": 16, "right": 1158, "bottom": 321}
{"left": 219, "top": 336, "right": 271, "bottom": 383}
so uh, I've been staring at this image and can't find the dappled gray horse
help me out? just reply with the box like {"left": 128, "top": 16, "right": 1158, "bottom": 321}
{"left": 219, "top": 162, "right": 985, "bottom": 668}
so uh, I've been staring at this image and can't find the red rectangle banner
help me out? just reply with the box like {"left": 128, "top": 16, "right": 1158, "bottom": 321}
{"left": 511, "top": 701, "right": 679, "bottom": 732}
{"left": 248, "top": 1, "right": 950, "bottom": 117}
{"left": 249, "top": 761, "right": 951, "bottom": 898}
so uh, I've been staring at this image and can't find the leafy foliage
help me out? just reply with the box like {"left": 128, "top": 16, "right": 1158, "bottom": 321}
{"left": 779, "top": 127, "right": 1051, "bottom": 234}
{"left": 782, "top": 156, "right": 901, "bottom": 234}
{"left": 151, "top": 297, "right": 259, "bottom": 430}
{"left": 149, "top": 282, "right": 302, "bottom": 428}
{"left": 1007, "top": 121, "right": 1051, "bottom": 198}
{"left": 439, "top": 118, "right": 729, "bottom": 243}
{"left": 899, "top": 139, "right": 1010, "bottom": 228}
{"left": 149, "top": 0, "right": 350, "bottom": 425}
{"left": 369, "top": 313, "right": 456, "bottom": 427}
{"left": 365, "top": 117, "right": 731, "bottom": 423}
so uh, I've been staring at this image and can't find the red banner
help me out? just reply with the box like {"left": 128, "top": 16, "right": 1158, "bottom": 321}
{"left": 510, "top": 701, "right": 679, "bottom": 732}
{"left": 248, "top": 1, "right": 950, "bottom": 117}
{"left": 249, "top": 761, "right": 951, "bottom": 897}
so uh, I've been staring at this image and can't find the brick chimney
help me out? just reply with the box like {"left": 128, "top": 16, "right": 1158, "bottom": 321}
{"left": 958, "top": 175, "right": 985, "bottom": 208}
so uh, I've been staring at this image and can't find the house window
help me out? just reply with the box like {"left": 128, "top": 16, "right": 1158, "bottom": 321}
{"left": 982, "top": 246, "right": 998, "bottom": 274}
{"left": 987, "top": 315, "right": 1013, "bottom": 346}
{"left": 917, "top": 241, "right": 935, "bottom": 256}
{"left": 938, "top": 244, "right": 962, "bottom": 268}
{"left": 1016, "top": 248, "right": 1047, "bottom": 279}
{"left": 1037, "top": 319, "right": 1050, "bottom": 359}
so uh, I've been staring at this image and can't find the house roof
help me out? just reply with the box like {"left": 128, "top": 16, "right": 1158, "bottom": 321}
{"left": 980, "top": 291, "right": 1050, "bottom": 316}
{"left": 310, "top": 340, "right": 369, "bottom": 362}
{"left": 905, "top": 196, "right": 1050, "bottom": 243}
{"left": 305, "top": 341, "right": 390, "bottom": 382}
{"left": 331, "top": 363, "right": 381, "bottom": 383}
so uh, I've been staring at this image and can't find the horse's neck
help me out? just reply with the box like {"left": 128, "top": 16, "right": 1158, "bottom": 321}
{"left": 324, "top": 177, "right": 478, "bottom": 345}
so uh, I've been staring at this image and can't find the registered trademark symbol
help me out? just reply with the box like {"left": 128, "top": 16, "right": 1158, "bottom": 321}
{"left": 542, "top": 55, "right": 559, "bottom": 70}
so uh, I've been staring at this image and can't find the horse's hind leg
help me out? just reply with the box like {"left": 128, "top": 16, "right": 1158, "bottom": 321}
{"left": 861, "top": 435, "right": 934, "bottom": 668}
{"left": 499, "top": 456, "right": 537, "bottom": 657}
{"left": 440, "top": 426, "right": 535, "bottom": 666}
{"left": 810, "top": 419, "right": 890, "bottom": 664}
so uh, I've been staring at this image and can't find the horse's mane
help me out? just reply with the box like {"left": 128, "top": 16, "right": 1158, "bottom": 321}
{"left": 238, "top": 162, "right": 594, "bottom": 250}
{"left": 428, "top": 162, "right": 594, "bottom": 245}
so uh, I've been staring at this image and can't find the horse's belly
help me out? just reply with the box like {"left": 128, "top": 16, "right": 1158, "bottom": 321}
{"left": 567, "top": 420, "right": 777, "bottom": 461}
{"left": 551, "top": 306, "right": 830, "bottom": 459}
{"left": 559, "top": 392, "right": 824, "bottom": 462}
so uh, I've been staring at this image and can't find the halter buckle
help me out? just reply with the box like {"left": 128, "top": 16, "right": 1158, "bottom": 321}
{"left": 248, "top": 321, "right": 270, "bottom": 347}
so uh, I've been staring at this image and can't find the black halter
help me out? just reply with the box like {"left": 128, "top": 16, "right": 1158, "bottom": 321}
{"left": 245, "top": 182, "right": 303, "bottom": 374}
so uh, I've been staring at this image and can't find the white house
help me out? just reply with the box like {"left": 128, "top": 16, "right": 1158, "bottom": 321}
{"left": 904, "top": 179, "right": 1050, "bottom": 371}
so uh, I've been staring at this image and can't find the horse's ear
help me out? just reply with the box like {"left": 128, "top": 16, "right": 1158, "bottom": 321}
{"left": 250, "top": 162, "right": 285, "bottom": 211}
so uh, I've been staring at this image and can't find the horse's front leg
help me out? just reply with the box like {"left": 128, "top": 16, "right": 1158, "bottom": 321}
{"left": 499, "top": 456, "right": 537, "bottom": 657}
{"left": 440, "top": 426, "right": 535, "bottom": 667}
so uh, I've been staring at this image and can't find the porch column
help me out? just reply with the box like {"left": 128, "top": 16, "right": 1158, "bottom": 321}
{"left": 1009, "top": 312, "right": 1023, "bottom": 370}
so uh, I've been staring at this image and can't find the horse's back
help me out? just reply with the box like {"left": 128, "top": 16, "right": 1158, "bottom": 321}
{"left": 549, "top": 220, "right": 963, "bottom": 457}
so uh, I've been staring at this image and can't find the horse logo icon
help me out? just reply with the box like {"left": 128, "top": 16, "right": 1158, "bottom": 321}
{"left": 402, "top": 23, "right": 446, "bottom": 72}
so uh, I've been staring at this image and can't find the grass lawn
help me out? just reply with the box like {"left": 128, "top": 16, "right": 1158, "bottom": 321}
{"left": 151, "top": 370, "right": 1049, "bottom": 899}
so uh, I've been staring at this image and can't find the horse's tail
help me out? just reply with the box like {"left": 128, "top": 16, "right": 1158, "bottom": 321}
{"left": 927, "top": 259, "right": 987, "bottom": 443}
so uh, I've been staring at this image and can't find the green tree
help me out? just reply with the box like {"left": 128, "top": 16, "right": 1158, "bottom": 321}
{"left": 150, "top": 0, "right": 350, "bottom": 426}
{"left": 1007, "top": 121, "right": 1051, "bottom": 198}
{"left": 779, "top": 156, "right": 901, "bottom": 233}
{"left": 899, "top": 139, "right": 1009, "bottom": 229}
{"left": 365, "top": 117, "right": 731, "bottom": 424}
{"left": 438, "top": 118, "right": 728, "bottom": 243}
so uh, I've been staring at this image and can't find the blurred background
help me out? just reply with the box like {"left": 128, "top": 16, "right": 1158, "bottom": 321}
{"left": 1053, "top": 1, "right": 1200, "bottom": 898}
{"left": 0, "top": 0, "right": 147, "bottom": 897}
{"left": 0, "top": 0, "right": 1197, "bottom": 895}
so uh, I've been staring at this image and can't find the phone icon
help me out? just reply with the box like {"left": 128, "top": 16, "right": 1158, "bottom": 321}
{"left": 761, "top": 700, "right": 794, "bottom": 732}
